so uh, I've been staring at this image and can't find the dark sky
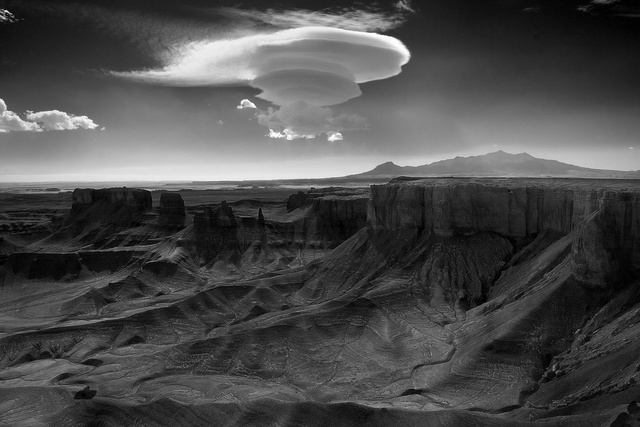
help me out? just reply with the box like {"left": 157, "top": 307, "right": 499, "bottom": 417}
{"left": 1, "top": 0, "right": 639, "bottom": 181}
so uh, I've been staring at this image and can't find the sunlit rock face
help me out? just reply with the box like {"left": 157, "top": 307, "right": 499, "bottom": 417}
{"left": 1, "top": 179, "right": 640, "bottom": 427}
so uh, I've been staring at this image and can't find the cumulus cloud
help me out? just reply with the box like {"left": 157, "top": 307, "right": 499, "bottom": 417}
{"left": 0, "top": 99, "right": 41, "bottom": 132}
{"left": 327, "top": 132, "right": 343, "bottom": 142}
{"left": 256, "top": 100, "right": 366, "bottom": 141}
{"left": 237, "top": 99, "right": 257, "bottom": 109}
{"left": 26, "top": 110, "right": 99, "bottom": 131}
{"left": 0, "top": 9, "right": 17, "bottom": 23}
{"left": 0, "top": 98, "right": 99, "bottom": 133}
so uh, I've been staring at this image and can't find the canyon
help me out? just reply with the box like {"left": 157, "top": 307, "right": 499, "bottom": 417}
{"left": 0, "top": 178, "right": 639, "bottom": 426}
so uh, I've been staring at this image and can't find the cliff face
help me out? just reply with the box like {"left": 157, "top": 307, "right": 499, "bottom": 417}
{"left": 311, "top": 196, "right": 368, "bottom": 242}
{"left": 72, "top": 188, "right": 152, "bottom": 211}
{"left": 159, "top": 193, "right": 185, "bottom": 217}
{"left": 158, "top": 193, "right": 186, "bottom": 229}
{"left": 370, "top": 179, "right": 640, "bottom": 289}
{"left": 369, "top": 183, "right": 601, "bottom": 238}
{"left": 571, "top": 191, "right": 640, "bottom": 289}
{"left": 192, "top": 202, "right": 239, "bottom": 262}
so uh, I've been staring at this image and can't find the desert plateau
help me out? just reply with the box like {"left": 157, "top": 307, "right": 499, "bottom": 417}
{"left": 0, "top": 173, "right": 639, "bottom": 426}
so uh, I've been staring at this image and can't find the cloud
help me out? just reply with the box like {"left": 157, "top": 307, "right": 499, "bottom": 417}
{"left": 219, "top": 8, "right": 411, "bottom": 33}
{"left": 328, "top": 132, "right": 344, "bottom": 142}
{"left": 0, "top": 99, "right": 41, "bottom": 132}
{"left": 0, "top": 98, "right": 99, "bottom": 133}
{"left": 237, "top": 99, "right": 257, "bottom": 109}
{"left": 26, "top": 110, "right": 99, "bottom": 131}
{"left": 0, "top": 9, "right": 17, "bottom": 23}
{"left": 114, "top": 22, "right": 409, "bottom": 142}
{"left": 256, "top": 100, "right": 366, "bottom": 141}
{"left": 577, "top": 0, "right": 640, "bottom": 17}
{"left": 395, "top": 1, "right": 416, "bottom": 13}
{"left": 267, "top": 129, "right": 315, "bottom": 140}
{"left": 116, "top": 26, "right": 410, "bottom": 107}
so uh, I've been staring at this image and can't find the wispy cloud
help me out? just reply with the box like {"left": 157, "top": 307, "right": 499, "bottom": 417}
{"left": 0, "top": 98, "right": 99, "bottom": 133}
{"left": 577, "top": 0, "right": 640, "bottom": 17}
{"left": 395, "top": 0, "right": 416, "bottom": 13}
{"left": 0, "top": 9, "right": 18, "bottom": 23}
{"left": 218, "top": 7, "right": 413, "bottom": 33}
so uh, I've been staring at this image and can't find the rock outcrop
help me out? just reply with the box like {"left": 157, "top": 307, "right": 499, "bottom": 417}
{"left": 159, "top": 193, "right": 185, "bottom": 217}
{"left": 193, "top": 201, "right": 239, "bottom": 263}
{"left": 72, "top": 188, "right": 152, "bottom": 212}
{"left": 158, "top": 193, "right": 186, "bottom": 229}
{"left": 281, "top": 189, "right": 369, "bottom": 246}
{"left": 286, "top": 191, "right": 310, "bottom": 212}
{"left": 310, "top": 196, "right": 368, "bottom": 242}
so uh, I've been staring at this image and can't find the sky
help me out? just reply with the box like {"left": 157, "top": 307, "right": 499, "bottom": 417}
{"left": 1, "top": 0, "right": 639, "bottom": 182}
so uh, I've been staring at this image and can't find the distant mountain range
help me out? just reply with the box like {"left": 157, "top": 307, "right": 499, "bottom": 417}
{"left": 352, "top": 151, "right": 640, "bottom": 179}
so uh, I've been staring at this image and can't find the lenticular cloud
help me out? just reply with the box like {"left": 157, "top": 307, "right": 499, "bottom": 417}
{"left": 120, "top": 26, "right": 409, "bottom": 106}
{"left": 118, "top": 26, "right": 410, "bottom": 140}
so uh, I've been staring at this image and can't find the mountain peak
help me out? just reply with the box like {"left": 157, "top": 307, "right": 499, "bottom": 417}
{"left": 356, "top": 150, "right": 637, "bottom": 178}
